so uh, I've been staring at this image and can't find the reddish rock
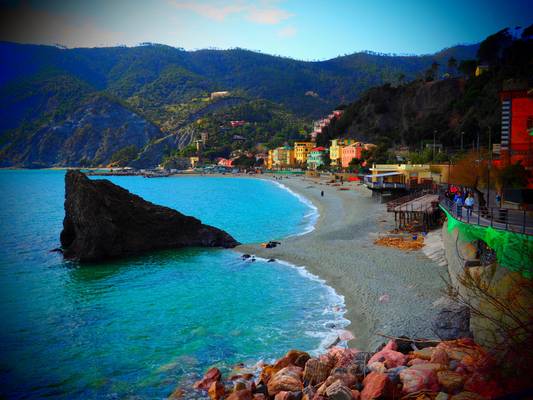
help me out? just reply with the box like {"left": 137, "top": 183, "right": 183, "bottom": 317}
{"left": 412, "top": 347, "right": 435, "bottom": 360}
{"left": 274, "top": 391, "right": 293, "bottom": 400}
{"left": 208, "top": 381, "right": 225, "bottom": 400}
{"left": 431, "top": 348, "right": 450, "bottom": 365}
{"left": 464, "top": 372, "right": 503, "bottom": 399}
{"left": 450, "top": 392, "right": 486, "bottom": 400}
{"left": 303, "top": 358, "right": 332, "bottom": 386}
{"left": 410, "top": 363, "right": 447, "bottom": 373}
{"left": 367, "top": 341, "right": 406, "bottom": 368}
{"left": 253, "top": 394, "right": 266, "bottom": 400}
{"left": 360, "top": 372, "right": 394, "bottom": 400}
{"left": 325, "top": 380, "right": 353, "bottom": 400}
{"left": 327, "top": 347, "right": 359, "bottom": 368}
{"left": 437, "top": 371, "right": 465, "bottom": 393}
{"left": 351, "top": 389, "right": 360, "bottom": 400}
{"left": 274, "top": 350, "right": 311, "bottom": 369}
{"left": 267, "top": 367, "right": 303, "bottom": 396}
{"left": 407, "top": 358, "right": 429, "bottom": 366}
{"left": 260, "top": 365, "right": 280, "bottom": 385}
{"left": 168, "top": 387, "right": 185, "bottom": 399}
{"left": 227, "top": 389, "right": 253, "bottom": 400}
{"left": 194, "top": 368, "right": 222, "bottom": 391}
{"left": 399, "top": 367, "right": 440, "bottom": 394}
{"left": 368, "top": 362, "right": 386, "bottom": 374}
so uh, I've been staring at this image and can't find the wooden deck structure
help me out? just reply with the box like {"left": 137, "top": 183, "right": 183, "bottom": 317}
{"left": 392, "top": 194, "right": 441, "bottom": 231}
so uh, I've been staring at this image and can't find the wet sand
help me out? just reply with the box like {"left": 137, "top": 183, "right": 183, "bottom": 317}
{"left": 237, "top": 175, "right": 448, "bottom": 351}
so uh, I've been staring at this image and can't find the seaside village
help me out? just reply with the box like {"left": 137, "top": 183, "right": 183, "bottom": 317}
{"left": 164, "top": 85, "right": 533, "bottom": 400}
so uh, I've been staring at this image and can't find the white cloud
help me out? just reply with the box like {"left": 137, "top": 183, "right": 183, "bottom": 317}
{"left": 171, "top": 0, "right": 293, "bottom": 25}
{"left": 277, "top": 25, "right": 297, "bottom": 37}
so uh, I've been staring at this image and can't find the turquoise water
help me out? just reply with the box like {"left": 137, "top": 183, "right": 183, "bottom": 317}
{"left": 0, "top": 170, "right": 345, "bottom": 399}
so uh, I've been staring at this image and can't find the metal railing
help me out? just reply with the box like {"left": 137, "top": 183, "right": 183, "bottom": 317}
{"left": 439, "top": 195, "right": 533, "bottom": 235}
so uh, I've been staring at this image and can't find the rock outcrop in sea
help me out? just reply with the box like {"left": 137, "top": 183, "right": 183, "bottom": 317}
{"left": 60, "top": 170, "right": 239, "bottom": 261}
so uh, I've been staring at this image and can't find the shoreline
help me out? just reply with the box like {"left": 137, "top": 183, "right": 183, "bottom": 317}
{"left": 235, "top": 174, "right": 448, "bottom": 351}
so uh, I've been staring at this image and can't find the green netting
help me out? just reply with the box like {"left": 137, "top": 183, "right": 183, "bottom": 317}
{"left": 441, "top": 207, "right": 533, "bottom": 279}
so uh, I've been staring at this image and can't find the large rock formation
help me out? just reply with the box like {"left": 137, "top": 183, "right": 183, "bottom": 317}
{"left": 60, "top": 170, "right": 239, "bottom": 262}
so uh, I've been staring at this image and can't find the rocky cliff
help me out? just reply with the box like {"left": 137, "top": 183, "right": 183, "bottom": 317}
{"left": 60, "top": 170, "right": 239, "bottom": 262}
{"left": 0, "top": 95, "right": 164, "bottom": 168}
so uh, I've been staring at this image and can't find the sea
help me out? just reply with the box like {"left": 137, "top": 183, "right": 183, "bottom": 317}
{"left": 0, "top": 170, "right": 348, "bottom": 399}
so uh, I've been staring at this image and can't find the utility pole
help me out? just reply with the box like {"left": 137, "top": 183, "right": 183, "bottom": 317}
{"left": 433, "top": 130, "right": 437, "bottom": 160}
{"left": 487, "top": 126, "right": 492, "bottom": 208}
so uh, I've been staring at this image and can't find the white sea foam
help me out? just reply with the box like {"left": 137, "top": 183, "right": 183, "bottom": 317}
{"left": 268, "top": 180, "right": 319, "bottom": 237}
{"left": 245, "top": 254, "right": 351, "bottom": 355}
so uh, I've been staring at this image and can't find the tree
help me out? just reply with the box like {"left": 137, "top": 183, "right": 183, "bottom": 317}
{"left": 449, "top": 150, "right": 490, "bottom": 206}
{"left": 458, "top": 59, "right": 477, "bottom": 77}
{"left": 320, "top": 151, "right": 331, "bottom": 169}
{"left": 477, "top": 28, "right": 513, "bottom": 66}
{"left": 397, "top": 73, "right": 406, "bottom": 85}
{"left": 110, "top": 145, "right": 139, "bottom": 167}
{"left": 447, "top": 57, "right": 458, "bottom": 75}
{"left": 494, "top": 161, "right": 529, "bottom": 191}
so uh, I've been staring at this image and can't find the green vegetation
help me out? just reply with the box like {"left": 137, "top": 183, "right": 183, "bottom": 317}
{"left": 110, "top": 145, "right": 139, "bottom": 166}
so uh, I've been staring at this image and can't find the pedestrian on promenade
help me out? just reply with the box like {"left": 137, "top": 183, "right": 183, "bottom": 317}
{"left": 465, "top": 193, "right": 474, "bottom": 219}
{"left": 455, "top": 195, "right": 464, "bottom": 219}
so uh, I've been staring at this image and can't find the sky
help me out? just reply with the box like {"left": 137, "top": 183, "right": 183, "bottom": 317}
{"left": 0, "top": 0, "right": 532, "bottom": 60}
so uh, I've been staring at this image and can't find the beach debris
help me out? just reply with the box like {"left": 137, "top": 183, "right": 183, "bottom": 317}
{"left": 373, "top": 236, "right": 424, "bottom": 251}
{"left": 378, "top": 294, "right": 390, "bottom": 303}
{"left": 189, "top": 336, "right": 519, "bottom": 400}
{"left": 261, "top": 241, "right": 281, "bottom": 249}
{"left": 268, "top": 259, "right": 276, "bottom": 263}
{"left": 242, "top": 254, "right": 252, "bottom": 259}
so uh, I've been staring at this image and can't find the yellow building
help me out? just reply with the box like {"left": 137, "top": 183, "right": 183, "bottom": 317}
{"left": 271, "top": 146, "right": 295, "bottom": 169}
{"left": 294, "top": 141, "right": 315, "bottom": 165}
{"left": 364, "top": 163, "right": 444, "bottom": 189}
{"left": 267, "top": 150, "right": 274, "bottom": 170}
{"left": 329, "top": 138, "right": 357, "bottom": 166}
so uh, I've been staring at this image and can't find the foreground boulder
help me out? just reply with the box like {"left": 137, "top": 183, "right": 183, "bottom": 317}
{"left": 60, "top": 170, "right": 239, "bottom": 261}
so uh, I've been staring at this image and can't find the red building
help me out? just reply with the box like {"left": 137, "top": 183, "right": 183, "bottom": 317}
{"left": 499, "top": 86, "right": 533, "bottom": 188}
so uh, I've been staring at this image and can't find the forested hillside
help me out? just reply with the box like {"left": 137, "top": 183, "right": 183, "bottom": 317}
{"left": 0, "top": 40, "right": 480, "bottom": 167}
{"left": 317, "top": 27, "right": 533, "bottom": 159}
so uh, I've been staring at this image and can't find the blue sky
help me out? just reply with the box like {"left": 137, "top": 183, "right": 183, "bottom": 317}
{"left": 0, "top": 0, "right": 532, "bottom": 60}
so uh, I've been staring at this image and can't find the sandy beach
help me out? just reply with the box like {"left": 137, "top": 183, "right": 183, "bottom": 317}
{"left": 237, "top": 174, "right": 448, "bottom": 351}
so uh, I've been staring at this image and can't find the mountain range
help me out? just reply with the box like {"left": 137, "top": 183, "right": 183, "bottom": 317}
{"left": 0, "top": 41, "right": 479, "bottom": 168}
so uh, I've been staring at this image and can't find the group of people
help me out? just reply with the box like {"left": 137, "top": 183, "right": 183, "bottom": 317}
{"left": 445, "top": 186, "right": 475, "bottom": 219}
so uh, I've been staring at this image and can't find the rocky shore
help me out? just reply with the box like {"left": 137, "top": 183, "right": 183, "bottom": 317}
{"left": 184, "top": 336, "right": 520, "bottom": 400}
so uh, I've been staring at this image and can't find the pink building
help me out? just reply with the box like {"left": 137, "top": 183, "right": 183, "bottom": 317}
{"left": 341, "top": 142, "right": 376, "bottom": 168}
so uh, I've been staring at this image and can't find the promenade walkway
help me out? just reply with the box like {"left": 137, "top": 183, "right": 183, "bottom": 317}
{"left": 439, "top": 196, "right": 533, "bottom": 236}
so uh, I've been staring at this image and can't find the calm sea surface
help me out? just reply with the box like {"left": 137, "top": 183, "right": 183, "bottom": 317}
{"left": 0, "top": 170, "right": 346, "bottom": 399}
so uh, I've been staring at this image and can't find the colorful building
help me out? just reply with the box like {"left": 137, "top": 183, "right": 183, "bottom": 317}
{"left": 498, "top": 85, "right": 533, "bottom": 188}
{"left": 330, "top": 138, "right": 357, "bottom": 166}
{"left": 341, "top": 142, "right": 376, "bottom": 168}
{"left": 307, "top": 147, "right": 328, "bottom": 170}
{"left": 271, "top": 146, "right": 295, "bottom": 169}
{"left": 294, "top": 141, "right": 315, "bottom": 165}
{"left": 364, "top": 163, "right": 439, "bottom": 190}
{"left": 267, "top": 150, "right": 274, "bottom": 170}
